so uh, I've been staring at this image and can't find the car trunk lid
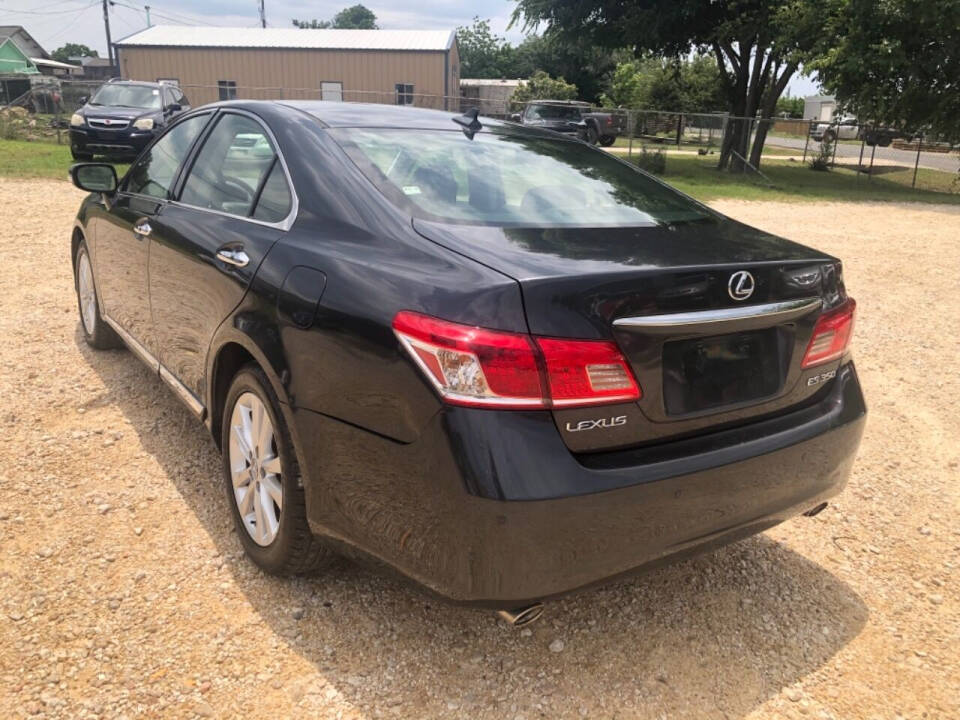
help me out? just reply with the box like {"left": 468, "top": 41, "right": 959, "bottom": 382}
{"left": 413, "top": 218, "right": 847, "bottom": 451}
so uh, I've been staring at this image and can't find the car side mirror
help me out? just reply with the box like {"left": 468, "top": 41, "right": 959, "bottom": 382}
{"left": 70, "top": 163, "right": 118, "bottom": 193}
{"left": 167, "top": 103, "right": 182, "bottom": 112}
{"left": 78, "top": 95, "right": 88, "bottom": 105}
{"left": 509, "top": 113, "right": 521, "bottom": 122}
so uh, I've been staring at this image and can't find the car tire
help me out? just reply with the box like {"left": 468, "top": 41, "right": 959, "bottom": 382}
{"left": 822, "top": 130, "right": 835, "bottom": 144}
{"left": 598, "top": 135, "right": 616, "bottom": 147}
{"left": 585, "top": 126, "right": 600, "bottom": 145}
{"left": 71, "top": 148, "right": 93, "bottom": 161}
{"left": 221, "top": 365, "right": 334, "bottom": 575}
{"left": 74, "top": 241, "right": 121, "bottom": 350}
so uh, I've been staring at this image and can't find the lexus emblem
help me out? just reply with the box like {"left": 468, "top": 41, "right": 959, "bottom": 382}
{"left": 728, "top": 270, "right": 755, "bottom": 301}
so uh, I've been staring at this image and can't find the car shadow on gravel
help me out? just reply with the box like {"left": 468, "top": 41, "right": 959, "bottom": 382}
{"left": 80, "top": 331, "right": 869, "bottom": 719}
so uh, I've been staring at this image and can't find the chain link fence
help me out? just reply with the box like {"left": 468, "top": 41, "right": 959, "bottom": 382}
{"left": 3, "top": 78, "right": 957, "bottom": 194}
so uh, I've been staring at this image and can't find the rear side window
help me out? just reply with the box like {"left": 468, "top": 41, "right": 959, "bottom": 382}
{"left": 180, "top": 113, "right": 291, "bottom": 221}
{"left": 253, "top": 162, "right": 292, "bottom": 222}
{"left": 125, "top": 113, "right": 209, "bottom": 198}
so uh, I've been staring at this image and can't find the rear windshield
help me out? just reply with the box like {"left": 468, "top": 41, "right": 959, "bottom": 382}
{"left": 331, "top": 129, "right": 712, "bottom": 227}
{"left": 524, "top": 104, "right": 582, "bottom": 120}
{"left": 90, "top": 84, "right": 161, "bottom": 110}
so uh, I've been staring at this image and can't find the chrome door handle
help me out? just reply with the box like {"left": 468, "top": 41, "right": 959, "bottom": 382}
{"left": 133, "top": 221, "right": 152, "bottom": 236}
{"left": 216, "top": 247, "right": 250, "bottom": 268}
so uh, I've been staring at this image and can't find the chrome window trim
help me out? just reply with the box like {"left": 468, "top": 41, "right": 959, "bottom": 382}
{"left": 102, "top": 313, "right": 205, "bottom": 419}
{"left": 613, "top": 298, "right": 823, "bottom": 333}
{"left": 169, "top": 108, "right": 299, "bottom": 232}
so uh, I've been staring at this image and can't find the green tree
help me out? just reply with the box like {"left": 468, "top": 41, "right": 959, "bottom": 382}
{"left": 293, "top": 4, "right": 377, "bottom": 29}
{"left": 292, "top": 19, "right": 331, "bottom": 28}
{"left": 775, "top": 95, "right": 804, "bottom": 118}
{"left": 510, "top": 70, "right": 578, "bottom": 105}
{"left": 512, "top": 0, "right": 829, "bottom": 170}
{"left": 456, "top": 17, "right": 516, "bottom": 78}
{"left": 331, "top": 4, "right": 378, "bottom": 28}
{"left": 601, "top": 56, "right": 724, "bottom": 112}
{"left": 811, "top": 0, "right": 960, "bottom": 144}
{"left": 51, "top": 43, "right": 98, "bottom": 63}
{"left": 511, "top": 35, "right": 622, "bottom": 104}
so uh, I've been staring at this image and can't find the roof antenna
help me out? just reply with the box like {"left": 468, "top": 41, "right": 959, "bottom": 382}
{"left": 452, "top": 108, "right": 482, "bottom": 139}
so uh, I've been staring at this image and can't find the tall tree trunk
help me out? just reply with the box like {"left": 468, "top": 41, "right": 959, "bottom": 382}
{"left": 747, "top": 61, "right": 799, "bottom": 168}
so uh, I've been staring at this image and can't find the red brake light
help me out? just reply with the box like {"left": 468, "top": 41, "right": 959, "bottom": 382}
{"left": 392, "top": 311, "right": 641, "bottom": 409}
{"left": 536, "top": 337, "right": 641, "bottom": 407}
{"left": 802, "top": 298, "right": 856, "bottom": 368}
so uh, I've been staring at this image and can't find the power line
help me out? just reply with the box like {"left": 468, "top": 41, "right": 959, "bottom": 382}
{"left": 39, "top": 1, "right": 98, "bottom": 44}
{"left": 0, "top": 1, "right": 95, "bottom": 18}
{"left": 111, "top": 0, "right": 217, "bottom": 27}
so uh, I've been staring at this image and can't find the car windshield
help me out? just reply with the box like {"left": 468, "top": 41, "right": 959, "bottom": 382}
{"left": 331, "top": 129, "right": 713, "bottom": 227}
{"left": 524, "top": 104, "right": 582, "bottom": 120}
{"left": 90, "top": 84, "right": 161, "bottom": 110}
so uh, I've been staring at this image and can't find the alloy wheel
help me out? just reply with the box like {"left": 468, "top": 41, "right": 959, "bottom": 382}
{"left": 228, "top": 392, "right": 283, "bottom": 546}
{"left": 77, "top": 250, "right": 97, "bottom": 335}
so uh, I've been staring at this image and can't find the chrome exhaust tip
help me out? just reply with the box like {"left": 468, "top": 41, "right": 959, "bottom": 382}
{"left": 497, "top": 603, "right": 544, "bottom": 627}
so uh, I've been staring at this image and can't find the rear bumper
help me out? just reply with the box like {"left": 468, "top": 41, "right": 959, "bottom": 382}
{"left": 294, "top": 362, "right": 865, "bottom": 606}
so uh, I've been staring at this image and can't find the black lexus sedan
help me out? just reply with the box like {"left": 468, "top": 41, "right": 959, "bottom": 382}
{"left": 69, "top": 101, "right": 865, "bottom": 624}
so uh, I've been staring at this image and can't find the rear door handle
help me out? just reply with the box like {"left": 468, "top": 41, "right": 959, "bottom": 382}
{"left": 133, "top": 221, "right": 152, "bottom": 237}
{"left": 216, "top": 246, "right": 250, "bottom": 268}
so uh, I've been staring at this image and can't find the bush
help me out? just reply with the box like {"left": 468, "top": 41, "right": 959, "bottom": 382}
{"left": 634, "top": 146, "right": 667, "bottom": 174}
{"left": 810, "top": 135, "right": 833, "bottom": 171}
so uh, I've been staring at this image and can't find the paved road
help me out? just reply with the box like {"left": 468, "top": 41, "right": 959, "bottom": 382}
{"left": 766, "top": 136, "right": 960, "bottom": 174}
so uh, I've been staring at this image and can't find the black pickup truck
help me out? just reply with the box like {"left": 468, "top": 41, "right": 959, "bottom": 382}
{"left": 511, "top": 100, "right": 625, "bottom": 146}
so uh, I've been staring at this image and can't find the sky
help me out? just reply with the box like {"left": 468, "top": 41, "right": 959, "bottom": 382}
{"left": 0, "top": 0, "right": 820, "bottom": 96}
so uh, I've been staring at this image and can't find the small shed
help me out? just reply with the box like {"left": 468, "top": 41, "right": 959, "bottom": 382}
{"left": 803, "top": 95, "right": 836, "bottom": 122}
{"left": 460, "top": 78, "right": 523, "bottom": 117}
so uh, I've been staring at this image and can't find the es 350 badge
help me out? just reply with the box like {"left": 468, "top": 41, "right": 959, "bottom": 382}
{"left": 807, "top": 369, "right": 837, "bottom": 387}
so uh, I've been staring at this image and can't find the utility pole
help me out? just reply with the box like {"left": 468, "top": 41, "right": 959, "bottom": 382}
{"left": 145, "top": 5, "right": 151, "bottom": 27}
{"left": 258, "top": 0, "right": 266, "bottom": 28}
{"left": 102, "top": 0, "right": 114, "bottom": 68}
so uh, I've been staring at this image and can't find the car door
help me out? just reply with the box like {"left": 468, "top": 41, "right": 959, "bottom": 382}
{"left": 147, "top": 110, "right": 296, "bottom": 402}
{"left": 93, "top": 112, "right": 211, "bottom": 355}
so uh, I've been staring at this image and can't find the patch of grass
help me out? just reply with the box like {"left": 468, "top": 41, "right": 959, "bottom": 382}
{"left": 0, "top": 139, "right": 129, "bottom": 180}
{"left": 644, "top": 154, "right": 960, "bottom": 204}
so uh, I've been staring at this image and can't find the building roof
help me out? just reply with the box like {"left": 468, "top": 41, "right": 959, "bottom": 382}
{"left": 31, "top": 57, "right": 80, "bottom": 70}
{"left": 0, "top": 26, "right": 48, "bottom": 59}
{"left": 460, "top": 78, "right": 524, "bottom": 87}
{"left": 114, "top": 25, "right": 456, "bottom": 51}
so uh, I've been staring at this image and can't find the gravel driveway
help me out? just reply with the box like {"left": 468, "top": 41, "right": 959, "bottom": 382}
{"left": 1, "top": 178, "right": 958, "bottom": 720}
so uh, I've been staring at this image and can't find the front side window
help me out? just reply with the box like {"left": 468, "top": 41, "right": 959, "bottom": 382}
{"left": 332, "top": 128, "right": 713, "bottom": 227}
{"left": 90, "top": 83, "right": 161, "bottom": 110}
{"left": 180, "top": 113, "right": 288, "bottom": 220}
{"left": 395, "top": 83, "right": 414, "bottom": 105}
{"left": 125, "top": 113, "right": 209, "bottom": 198}
{"left": 218, "top": 81, "right": 237, "bottom": 101}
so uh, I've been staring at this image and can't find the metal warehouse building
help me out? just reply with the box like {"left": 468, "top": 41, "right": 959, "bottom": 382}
{"left": 113, "top": 26, "right": 460, "bottom": 108}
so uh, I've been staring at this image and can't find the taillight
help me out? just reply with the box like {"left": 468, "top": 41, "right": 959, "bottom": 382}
{"left": 802, "top": 298, "right": 856, "bottom": 368}
{"left": 392, "top": 311, "right": 641, "bottom": 409}
{"left": 537, "top": 337, "right": 639, "bottom": 407}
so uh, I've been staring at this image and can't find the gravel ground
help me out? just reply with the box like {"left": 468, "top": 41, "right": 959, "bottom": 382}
{"left": 1, "top": 178, "right": 958, "bottom": 720}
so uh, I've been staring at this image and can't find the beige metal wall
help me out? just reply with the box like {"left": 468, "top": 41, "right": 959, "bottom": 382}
{"left": 117, "top": 45, "right": 458, "bottom": 106}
